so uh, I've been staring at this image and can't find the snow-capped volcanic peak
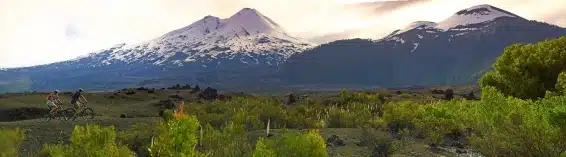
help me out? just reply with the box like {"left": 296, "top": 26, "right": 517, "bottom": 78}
{"left": 215, "top": 8, "right": 300, "bottom": 42}
{"left": 436, "top": 4, "right": 522, "bottom": 30}
{"left": 149, "top": 7, "right": 304, "bottom": 46}
{"left": 224, "top": 8, "right": 283, "bottom": 34}
{"left": 85, "top": 8, "right": 313, "bottom": 67}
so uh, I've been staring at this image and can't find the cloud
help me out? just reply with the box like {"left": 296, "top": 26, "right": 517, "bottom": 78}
{"left": 344, "top": 0, "right": 432, "bottom": 15}
{"left": 0, "top": 0, "right": 564, "bottom": 68}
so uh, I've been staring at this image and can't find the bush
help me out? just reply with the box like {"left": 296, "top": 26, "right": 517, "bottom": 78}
{"left": 40, "top": 125, "right": 135, "bottom": 157}
{"left": 443, "top": 89, "right": 454, "bottom": 100}
{"left": 200, "top": 122, "right": 252, "bottom": 157}
{"left": 479, "top": 36, "right": 566, "bottom": 99}
{"left": 380, "top": 101, "right": 420, "bottom": 133}
{"left": 126, "top": 90, "right": 136, "bottom": 95}
{"left": 555, "top": 72, "right": 566, "bottom": 95}
{"left": 357, "top": 127, "right": 406, "bottom": 157}
{"left": 465, "top": 86, "right": 566, "bottom": 156}
{"left": 169, "top": 94, "right": 184, "bottom": 100}
{"left": 0, "top": 128, "right": 24, "bottom": 157}
{"left": 252, "top": 138, "right": 276, "bottom": 157}
{"left": 399, "top": 93, "right": 411, "bottom": 99}
{"left": 265, "top": 130, "right": 328, "bottom": 157}
{"left": 287, "top": 94, "right": 296, "bottom": 105}
{"left": 393, "top": 86, "right": 566, "bottom": 156}
{"left": 147, "top": 114, "right": 204, "bottom": 157}
{"left": 117, "top": 123, "right": 155, "bottom": 156}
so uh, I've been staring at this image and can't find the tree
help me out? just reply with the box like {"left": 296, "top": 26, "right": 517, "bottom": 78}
{"left": 479, "top": 36, "right": 566, "bottom": 99}
{"left": 183, "top": 84, "right": 191, "bottom": 89}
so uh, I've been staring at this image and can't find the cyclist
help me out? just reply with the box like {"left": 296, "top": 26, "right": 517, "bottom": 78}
{"left": 70, "top": 88, "right": 88, "bottom": 111}
{"left": 46, "top": 90, "right": 62, "bottom": 115}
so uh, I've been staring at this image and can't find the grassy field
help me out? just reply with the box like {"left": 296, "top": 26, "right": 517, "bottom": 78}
{"left": 0, "top": 85, "right": 479, "bottom": 157}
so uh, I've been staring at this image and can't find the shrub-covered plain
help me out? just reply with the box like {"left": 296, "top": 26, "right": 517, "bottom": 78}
{"left": 4, "top": 36, "right": 566, "bottom": 157}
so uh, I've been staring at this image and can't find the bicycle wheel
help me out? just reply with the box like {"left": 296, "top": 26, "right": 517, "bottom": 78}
{"left": 80, "top": 108, "right": 94, "bottom": 120}
{"left": 56, "top": 110, "right": 69, "bottom": 121}
{"left": 65, "top": 108, "right": 78, "bottom": 121}
{"left": 40, "top": 113, "right": 52, "bottom": 122}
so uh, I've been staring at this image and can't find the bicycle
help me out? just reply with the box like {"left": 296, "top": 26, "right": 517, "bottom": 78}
{"left": 66, "top": 101, "right": 94, "bottom": 121}
{"left": 40, "top": 103, "right": 70, "bottom": 122}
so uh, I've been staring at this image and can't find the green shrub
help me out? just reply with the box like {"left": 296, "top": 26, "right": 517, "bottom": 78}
{"left": 267, "top": 130, "right": 328, "bottom": 157}
{"left": 148, "top": 115, "right": 204, "bottom": 157}
{"left": 117, "top": 123, "right": 155, "bottom": 156}
{"left": 479, "top": 36, "right": 566, "bottom": 99}
{"left": 358, "top": 127, "right": 406, "bottom": 157}
{"left": 40, "top": 125, "right": 135, "bottom": 157}
{"left": 413, "top": 101, "right": 464, "bottom": 144}
{"left": 381, "top": 101, "right": 420, "bottom": 131}
{"left": 252, "top": 138, "right": 276, "bottom": 157}
{"left": 465, "top": 86, "right": 566, "bottom": 156}
{"left": 555, "top": 71, "right": 566, "bottom": 95}
{"left": 403, "top": 86, "right": 566, "bottom": 156}
{"left": 324, "top": 103, "right": 378, "bottom": 128}
{"left": 399, "top": 93, "right": 411, "bottom": 99}
{"left": 200, "top": 122, "right": 252, "bottom": 157}
{"left": 0, "top": 128, "right": 24, "bottom": 157}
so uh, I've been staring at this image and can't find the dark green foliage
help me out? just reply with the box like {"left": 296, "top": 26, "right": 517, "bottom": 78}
{"left": 357, "top": 127, "right": 406, "bottom": 157}
{"left": 555, "top": 72, "right": 566, "bottom": 95}
{"left": 383, "top": 86, "right": 566, "bottom": 156}
{"left": 117, "top": 123, "right": 156, "bottom": 156}
{"left": 183, "top": 84, "right": 192, "bottom": 89}
{"left": 200, "top": 122, "right": 252, "bottom": 157}
{"left": 479, "top": 36, "right": 566, "bottom": 99}
{"left": 443, "top": 89, "right": 454, "bottom": 100}
{"left": 287, "top": 94, "right": 296, "bottom": 105}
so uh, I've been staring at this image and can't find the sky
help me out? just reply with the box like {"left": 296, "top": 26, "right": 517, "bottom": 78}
{"left": 0, "top": 0, "right": 565, "bottom": 68}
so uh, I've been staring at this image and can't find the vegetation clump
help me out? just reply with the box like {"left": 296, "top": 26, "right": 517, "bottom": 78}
{"left": 479, "top": 36, "right": 566, "bottom": 99}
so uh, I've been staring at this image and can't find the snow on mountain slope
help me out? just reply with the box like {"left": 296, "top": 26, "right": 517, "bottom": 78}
{"left": 436, "top": 4, "right": 523, "bottom": 30}
{"left": 384, "top": 4, "right": 526, "bottom": 44}
{"left": 390, "top": 21, "right": 438, "bottom": 36}
{"left": 73, "top": 8, "right": 313, "bottom": 67}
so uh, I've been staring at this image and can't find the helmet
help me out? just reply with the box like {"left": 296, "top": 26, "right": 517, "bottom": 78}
{"left": 54, "top": 90, "right": 60, "bottom": 93}
{"left": 78, "top": 88, "right": 84, "bottom": 92}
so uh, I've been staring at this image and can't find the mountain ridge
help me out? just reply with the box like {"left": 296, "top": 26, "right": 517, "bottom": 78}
{"left": 278, "top": 4, "right": 566, "bottom": 89}
{"left": 1, "top": 4, "right": 565, "bottom": 92}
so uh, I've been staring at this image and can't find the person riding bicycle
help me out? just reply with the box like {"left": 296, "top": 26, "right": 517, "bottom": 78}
{"left": 70, "top": 88, "right": 88, "bottom": 110}
{"left": 46, "top": 90, "right": 62, "bottom": 115}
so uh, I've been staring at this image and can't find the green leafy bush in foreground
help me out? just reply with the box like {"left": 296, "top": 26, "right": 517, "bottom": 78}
{"left": 254, "top": 129, "right": 328, "bottom": 157}
{"left": 479, "top": 36, "right": 566, "bottom": 99}
{"left": 0, "top": 127, "right": 24, "bottom": 157}
{"left": 117, "top": 123, "right": 156, "bottom": 156}
{"left": 385, "top": 86, "right": 566, "bottom": 157}
{"left": 252, "top": 138, "right": 276, "bottom": 157}
{"left": 148, "top": 112, "right": 203, "bottom": 157}
{"left": 40, "top": 125, "right": 135, "bottom": 157}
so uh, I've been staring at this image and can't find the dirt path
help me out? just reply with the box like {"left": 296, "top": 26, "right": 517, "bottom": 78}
{"left": 0, "top": 116, "right": 162, "bottom": 157}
